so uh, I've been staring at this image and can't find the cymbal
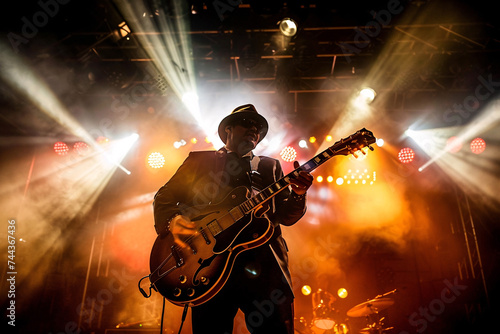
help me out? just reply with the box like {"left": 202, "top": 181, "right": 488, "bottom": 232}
{"left": 347, "top": 297, "right": 394, "bottom": 317}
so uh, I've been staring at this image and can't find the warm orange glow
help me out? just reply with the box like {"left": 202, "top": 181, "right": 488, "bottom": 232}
{"left": 301, "top": 285, "right": 312, "bottom": 295}
{"left": 148, "top": 152, "right": 165, "bottom": 169}
{"left": 353, "top": 146, "right": 370, "bottom": 160}
{"left": 96, "top": 136, "right": 110, "bottom": 144}
{"left": 337, "top": 288, "right": 348, "bottom": 298}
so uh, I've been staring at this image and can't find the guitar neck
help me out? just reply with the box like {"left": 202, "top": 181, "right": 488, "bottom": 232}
{"left": 238, "top": 147, "right": 336, "bottom": 213}
{"left": 238, "top": 128, "right": 375, "bottom": 214}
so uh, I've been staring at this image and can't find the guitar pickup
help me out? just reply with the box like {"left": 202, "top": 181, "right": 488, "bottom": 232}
{"left": 199, "top": 228, "right": 211, "bottom": 245}
{"left": 171, "top": 246, "right": 184, "bottom": 267}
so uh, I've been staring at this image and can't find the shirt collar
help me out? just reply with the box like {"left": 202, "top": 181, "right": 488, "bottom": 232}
{"left": 223, "top": 146, "right": 254, "bottom": 160}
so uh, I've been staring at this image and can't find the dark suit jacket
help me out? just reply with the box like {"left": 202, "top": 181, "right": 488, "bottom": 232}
{"left": 153, "top": 148, "right": 306, "bottom": 295}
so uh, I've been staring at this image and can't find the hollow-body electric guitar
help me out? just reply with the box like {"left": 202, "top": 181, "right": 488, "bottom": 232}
{"left": 149, "top": 128, "right": 376, "bottom": 306}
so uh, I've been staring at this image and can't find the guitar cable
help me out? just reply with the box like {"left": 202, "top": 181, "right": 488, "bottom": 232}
{"left": 138, "top": 274, "right": 189, "bottom": 334}
{"left": 178, "top": 304, "right": 189, "bottom": 334}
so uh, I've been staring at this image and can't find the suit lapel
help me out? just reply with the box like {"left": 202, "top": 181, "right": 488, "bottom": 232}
{"left": 210, "top": 148, "right": 228, "bottom": 202}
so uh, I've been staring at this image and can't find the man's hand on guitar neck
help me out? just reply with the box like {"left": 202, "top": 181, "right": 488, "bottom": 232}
{"left": 170, "top": 214, "right": 197, "bottom": 249}
{"left": 289, "top": 161, "right": 314, "bottom": 196}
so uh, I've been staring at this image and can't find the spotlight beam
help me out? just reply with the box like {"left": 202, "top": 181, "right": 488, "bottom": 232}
{"left": 416, "top": 99, "right": 500, "bottom": 171}
{"left": 116, "top": 1, "right": 203, "bottom": 125}
{"left": 0, "top": 42, "right": 131, "bottom": 174}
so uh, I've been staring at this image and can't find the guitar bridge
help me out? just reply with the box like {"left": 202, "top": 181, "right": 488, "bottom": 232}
{"left": 171, "top": 246, "right": 184, "bottom": 267}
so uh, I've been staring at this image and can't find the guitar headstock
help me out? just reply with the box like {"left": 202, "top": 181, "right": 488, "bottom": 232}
{"left": 329, "top": 128, "right": 376, "bottom": 157}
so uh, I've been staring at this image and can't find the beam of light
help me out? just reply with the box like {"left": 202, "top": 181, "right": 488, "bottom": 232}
{"left": 315, "top": 1, "right": 454, "bottom": 155}
{"left": 315, "top": 95, "right": 375, "bottom": 155}
{"left": 0, "top": 42, "right": 95, "bottom": 146}
{"left": 115, "top": 1, "right": 211, "bottom": 137}
{"left": 0, "top": 42, "right": 131, "bottom": 173}
{"left": 358, "top": 87, "right": 377, "bottom": 104}
{"left": 412, "top": 98, "right": 500, "bottom": 172}
{"left": 2, "top": 133, "right": 139, "bottom": 302}
{"left": 406, "top": 99, "right": 500, "bottom": 205}
{"left": 102, "top": 133, "right": 139, "bottom": 175}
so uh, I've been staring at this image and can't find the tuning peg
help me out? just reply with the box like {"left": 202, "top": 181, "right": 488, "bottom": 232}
{"left": 368, "top": 146, "right": 374, "bottom": 151}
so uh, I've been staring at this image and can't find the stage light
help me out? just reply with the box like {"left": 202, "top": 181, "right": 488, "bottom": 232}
{"left": 358, "top": 87, "right": 377, "bottom": 104}
{"left": 337, "top": 288, "right": 348, "bottom": 299}
{"left": 182, "top": 91, "right": 200, "bottom": 118}
{"left": 316, "top": 176, "right": 324, "bottom": 182}
{"left": 180, "top": 91, "right": 205, "bottom": 132}
{"left": 298, "top": 140, "right": 308, "bottom": 148}
{"left": 309, "top": 136, "right": 317, "bottom": 143}
{"left": 446, "top": 136, "right": 462, "bottom": 153}
{"left": 73, "top": 141, "right": 90, "bottom": 156}
{"left": 174, "top": 139, "right": 187, "bottom": 149}
{"left": 117, "top": 21, "right": 131, "bottom": 39}
{"left": 398, "top": 147, "right": 415, "bottom": 163}
{"left": 148, "top": 152, "right": 165, "bottom": 169}
{"left": 342, "top": 169, "right": 376, "bottom": 185}
{"left": 278, "top": 18, "right": 297, "bottom": 37}
{"left": 301, "top": 285, "right": 312, "bottom": 296}
{"left": 190, "top": 137, "right": 197, "bottom": 144}
{"left": 280, "top": 146, "right": 297, "bottom": 162}
{"left": 325, "top": 135, "right": 333, "bottom": 142}
{"left": 96, "top": 136, "right": 110, "bottom": 144}
{"left": 404, "top": 128, "right": 415, "bottom": 137}
{"left": 336, "top": 177, "right": 344, "bottom": 185}
{"left": 327, "top": 176, "right": 334, "bottom": 183}
{"left": 104, "top": 133, "right": 139, "bottom": 175}
{"left": 54, "top": 142, "right": 69, "bottom": 156}
{"left": 376, "top": 138, "right": 384, "bottom": 147}
{"left": 470, "top": 137, "right": 486, "bottom": 154}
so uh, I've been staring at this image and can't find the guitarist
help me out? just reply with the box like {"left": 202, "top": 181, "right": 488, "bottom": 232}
{"left": 153, "top": 104, "right": 313, "bottom": 334}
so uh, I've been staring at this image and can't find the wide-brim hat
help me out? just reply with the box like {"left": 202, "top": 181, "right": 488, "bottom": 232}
{"left": 218, "top": 104, "right": 269, "bottom": 144}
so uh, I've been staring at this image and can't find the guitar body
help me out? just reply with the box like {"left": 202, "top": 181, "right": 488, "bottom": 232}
{"left": 149, "top": 186, "right": 274, "bottom": 306}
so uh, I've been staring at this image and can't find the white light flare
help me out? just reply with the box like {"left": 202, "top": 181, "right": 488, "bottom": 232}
{"left": 0, "top": 41, "right": 133, "bottom": 173}
{"left": 116, "top": 1, "right": 207, "bottom": 138}
{"left": 103, "top": 133, "right": 139, "bottom": 175}
{"left": 412, "top": 98, "right": 500, "bottom": 172}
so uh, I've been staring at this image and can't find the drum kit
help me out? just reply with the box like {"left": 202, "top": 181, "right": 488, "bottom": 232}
{"left": 295, "top": 289, "right": 397, "bottom": 334}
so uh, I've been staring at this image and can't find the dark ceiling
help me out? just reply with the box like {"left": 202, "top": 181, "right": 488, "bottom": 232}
{"left": 1, "top": 0, "right": 499, "bottom": 141}
{"left": 2, "top": 3, "right": 500, "bottom": 333}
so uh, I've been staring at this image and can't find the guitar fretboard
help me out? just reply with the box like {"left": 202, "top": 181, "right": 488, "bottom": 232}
{"left": 238, "top": 147, "right": 336, "bottom": 213}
